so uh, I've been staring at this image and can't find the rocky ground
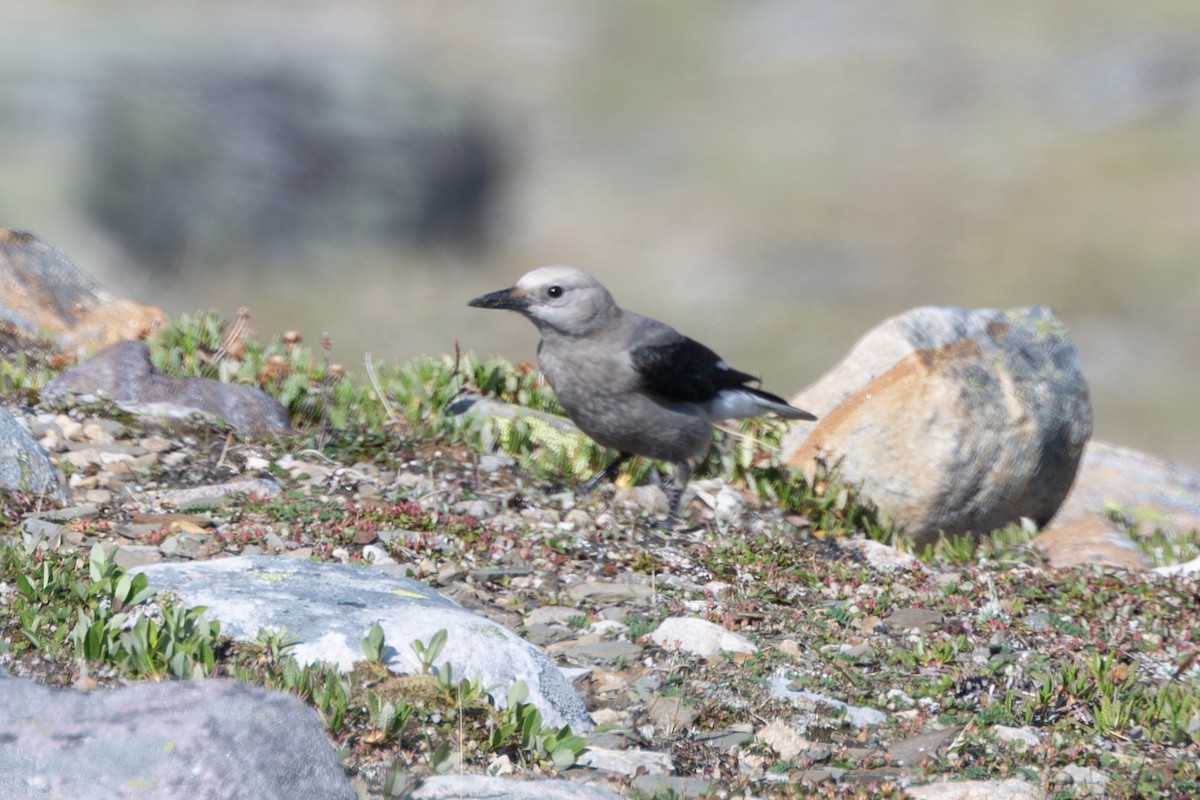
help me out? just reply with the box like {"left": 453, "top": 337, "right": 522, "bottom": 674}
{"left": 3, "top": 395, "right": 1199, "bottom": 799}
{"left": 1, "top": 233, "right": 1198, "bottom": 797}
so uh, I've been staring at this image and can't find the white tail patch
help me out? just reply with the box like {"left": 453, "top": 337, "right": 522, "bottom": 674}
{"left": 706, "top": 388, "right": 815, "bottom": 422}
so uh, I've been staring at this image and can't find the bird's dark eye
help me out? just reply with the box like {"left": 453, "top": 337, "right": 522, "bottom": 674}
{"left": 547, "top": 286, "right": 563, "bottom": 298}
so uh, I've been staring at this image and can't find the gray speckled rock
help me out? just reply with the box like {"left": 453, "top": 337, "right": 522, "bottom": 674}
{"left": 132, "top": 556, "right": 591, "bottom": 731}
{"left": 42, "top": 339, "right": 290, "bottom": 436}
{"left": 0, "top": 407, "right": 66, "bottom": 503}
{"left": 0, "top": 671, "right": 355, "bottom": 800}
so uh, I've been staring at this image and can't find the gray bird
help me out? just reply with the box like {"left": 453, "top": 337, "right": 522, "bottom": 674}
{"left": 468, "top": 266, "right": 816, "bottom": 525}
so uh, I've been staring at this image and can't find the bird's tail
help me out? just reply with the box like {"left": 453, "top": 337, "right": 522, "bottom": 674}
{"left": 707, "top": 386, "right": 817, "bottom": 422}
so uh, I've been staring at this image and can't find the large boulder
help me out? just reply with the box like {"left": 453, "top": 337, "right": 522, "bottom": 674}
{"left": 0, "top": 406, "right": 67, "bottom": 503}
{"left": 782, "top": 306, "right": 1092, "bottom": 544}
{"left": 0, "top": 229, "right": 165, "bottom": 356}
{"left": 42, "top": 339, "right": 291, "bottom": 437}
{"left": 0, "top": 671, "right": 355, "bottom": 800}
{"left": 132, "top": 556, "right": 592, "bottom": 731}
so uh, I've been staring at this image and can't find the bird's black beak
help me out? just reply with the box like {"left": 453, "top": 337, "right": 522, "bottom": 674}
{"left": 468, "top": 287, "right": 530, "bottom": 312}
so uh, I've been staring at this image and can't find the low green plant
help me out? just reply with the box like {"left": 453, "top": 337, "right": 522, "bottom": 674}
{"left": 365, "top": 690, "right": 415, "bottom": 744}
{"left": 412, "top": 629, "right": 448, "bottom": 675}
{"left": 487, "top": 681, "right": 587, "bottom": 769}
{"left": 7, "top": 541, "right": 219, "bottom": 679}
{"left": 362, "top": 621, "right": 387, "bottom": 663}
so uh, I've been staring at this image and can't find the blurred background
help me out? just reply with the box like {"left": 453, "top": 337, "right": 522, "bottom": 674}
{"left": 1, "top": 1, "right": 1197, "bottom": 467}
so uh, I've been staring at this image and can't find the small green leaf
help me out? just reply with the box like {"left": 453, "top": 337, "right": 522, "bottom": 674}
{"left": 361, "top": 621, "right": 386, "bottom": 662}
{"left": 550, "top": 744, "right": 580, "bottom": 769}
{"left": 507, "top": 680, "right": 529, "bottom": 707}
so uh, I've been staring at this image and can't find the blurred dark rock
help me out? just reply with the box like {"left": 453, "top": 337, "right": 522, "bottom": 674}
{"left": 783, "top": 306, "right": 1092, "bottom": 544}
{"left": 83, "top": 56, "right": 507, "bottom": 272}
{"left": 0, "top": 671, "right": 356, "bottom": 800}
{"left": 0, "top": 229, "right": 166, "bottom": 356}
{"left": 1051, "top": 440, "right": 1200, "bottom": 537}
{"left": 42, "top": 340, "right": 290, "bottom": 437}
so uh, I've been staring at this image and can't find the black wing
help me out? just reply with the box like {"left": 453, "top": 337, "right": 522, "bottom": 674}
{"left": 630, "top": 336, "right": 758, "bottom": 403}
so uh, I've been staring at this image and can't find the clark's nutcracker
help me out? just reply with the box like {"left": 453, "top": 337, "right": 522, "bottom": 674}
{"left": 469, "top": 266, "right": 816, "bottom": 524}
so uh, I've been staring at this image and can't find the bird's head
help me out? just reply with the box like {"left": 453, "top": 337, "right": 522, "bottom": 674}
{"left": 468, "top": 266, "right": 616, "bottom": 337}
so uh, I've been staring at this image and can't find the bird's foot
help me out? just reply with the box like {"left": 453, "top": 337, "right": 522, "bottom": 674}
{"left": 579, "top": 453, "right": 632, "bottom": 496}
{"left": 645, "top": 514, "right": 677, "bottom": 531}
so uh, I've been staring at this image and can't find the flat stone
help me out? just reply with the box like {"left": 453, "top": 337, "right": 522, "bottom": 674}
{"left": 19, "top": 517, "right": 64, "bottom": 542}
{"left": 906, "top": 778, "right": 1047, "bottom": 800}
{"left": 990, "top": 725, "right": 1040, "bottom": 749}
{"left": 139, "top": 435, "right": 173, "bottom": 453}
{"left": 1052, "top": 765, "right": 1109, "bottom": 797}
{"left": 1033, "top": 514, "right": 1149, "bottom": 571}
{"left": 129, "top": 512, "right": 216, "bottom": 528}
{"left": 799, "top": 767, "right": 846, "bottom": 785}
{"left": 768, "top": 674, "right": 887, "bottom": 728}
{"left": 43, "top": 339, "right": 290, "bottom": 437}
{"left": 411, "top": 774, "right": 623, "bottom": 800}
{"left": 887, "top": 726, "right": 962, "bottom": 767}
{"left": 525, "top": 624, "right": 575, "bottom": 647}
{"left": 883, "top": 608, "right": 944, "bottom": 633}
{"left": 631, "top": 775, "right": 717, "bottom": 798}
{"left": 113, "top": 545, "right": 163, "bottom": 569}
{"left": 696, "top": 724, "right": 755, "bottom": 751}
{"left": 842, "top": 768, "right": 906, "bottom": 785}
{"left": 149, "top": 478, "right": 282, "bottom": 508}
{"left": 644, "top": 695, "right": 701, "bottom": 735}
{"left": 578, "top": 746, "right": 674, "bottom": 776}
{"left": 63, "top": 441, "right": 148, "bottom": 456}
{"left": 470, "top": 566, "right": 533, "bottom": 582}
{"left": 158, "top": 533, "right": 209, "bottom": 559}
{"left": 526, "top": 606, "right": 584, "bottom": 627}
{"left": 558, "top": 638, "right": 643, "bottom": 666}
{"left": 840, "top": 537, "right": 925, "bottom": 572}
{"left": 566, "top": 580, "right": 653, "bottom": 604}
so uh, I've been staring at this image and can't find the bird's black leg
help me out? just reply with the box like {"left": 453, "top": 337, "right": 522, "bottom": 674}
{"left": 579, "top": 452, "right": 632, "bottom": 495}
{"left": 659, "top": 462, "right": 692, "bottom": 528}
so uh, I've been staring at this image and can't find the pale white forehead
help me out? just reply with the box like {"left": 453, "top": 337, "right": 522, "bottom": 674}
{"left": 514, "top": 265, "right": 600, "bottom": 292}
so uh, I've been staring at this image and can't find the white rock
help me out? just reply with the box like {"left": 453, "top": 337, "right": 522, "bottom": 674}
{"left": 756, "top": 719, "right": 809, "bottom": 760}
{"left": 906, "top": 778, "right": 1047, "bottom": 800}
{"left": 132, "top": 556, "right": 591, "bottom": 730}
{"left": 649, "top": 616, "right": 757, "bottom": 659}
{"left": 244, "top": 456, "right": 271, "bottom": 471}
{"left": 840, "top": 537, "right": 925, "bottom": 572}
{"left": 577, "top": 746, "right": 674, "bottom": 776}
{"left": 1156, "top": 554, "right": 1200, "bottom": 576}
{"left": 991, "top": 724, "right": 1040, "bottom": 749}
{"left": 361, "top": 544, "right": 393, "bottom": 565}
{"left": 587, "top": 619, "right": 629, "bottom": 637}
{"left": 412, "top": 774, "right": 624, "bottom": 800}
{"left": 768, "top": 673, "right": 886, "bottom": 728}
